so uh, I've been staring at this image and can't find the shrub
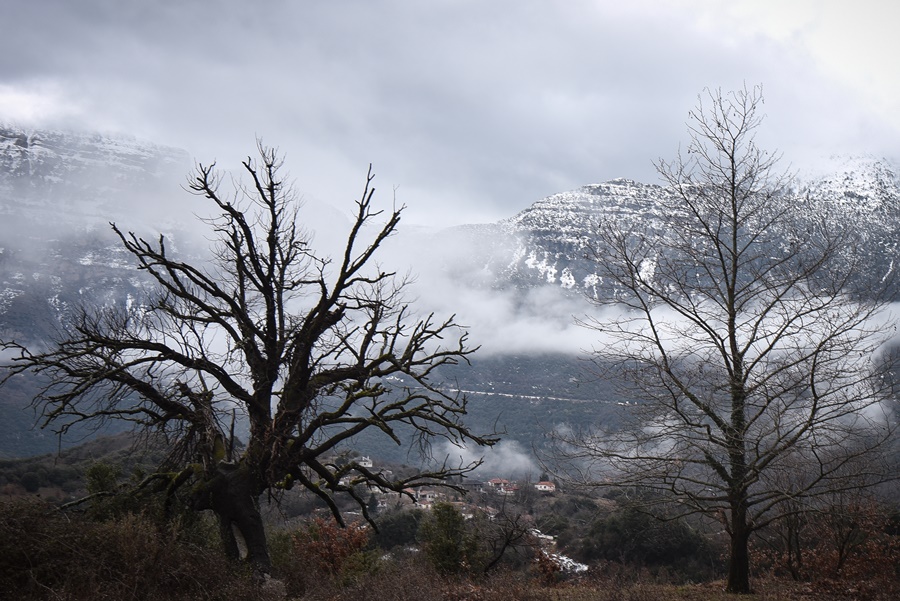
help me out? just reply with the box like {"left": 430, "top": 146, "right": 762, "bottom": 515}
{"left": 577, "top": 508, "right": 716, "bottom": 581}
{"left": 373, "top": 507, "right": 424, "bottom": 550}
{"left": 0, "top": 499, "right": 271, "bottom": 600}
{"left": 85, "top": 461, "right": 122, "bottom": 495}
{"left": 19, "top": 471, "right": 41, "bottom": 493}
{"left": 758, "top": 499, "right": 900, "bottom": 590}
{"left": 419, "top": 502, "right": 482, "bottom": 576}
{"left": 272, "top": 516, "right": 377, "bottom": 596}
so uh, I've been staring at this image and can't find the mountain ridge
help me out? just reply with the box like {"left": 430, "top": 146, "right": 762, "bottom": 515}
{"left": 1, "top": 127, "right": 899, "bottom": 458}
{"left": 477, "top": 155, "right": 900, "bottom": 298}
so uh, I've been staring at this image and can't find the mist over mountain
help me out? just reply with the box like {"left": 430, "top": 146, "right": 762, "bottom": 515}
{"left": 0, "top": 126, "right": 193, "bottom": 342}
{"left": 1, "top": 126, "right": 898, "bottom": 461}
{"left": 0, "top": 126, "right": 191, "bottom": 228}
{"left": 434, "top": 160, "right": 900, "bottom": 301}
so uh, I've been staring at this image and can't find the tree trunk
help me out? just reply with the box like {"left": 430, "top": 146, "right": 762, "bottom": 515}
{"left": 726, "top": 505, "right": 752, "bottom": 594}
{"left": 786, "top": 514, "right": 804, "bottom": 581}
{"left": 196, "top": 463, "right": 272, "bottom": 574}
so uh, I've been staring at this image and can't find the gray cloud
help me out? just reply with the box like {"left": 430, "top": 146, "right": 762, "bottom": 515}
{"left": 439, "top": 439, "right": 539, "bottom": 479}
{"left": 2, "top": 1, "right": 895, "bottom": 228}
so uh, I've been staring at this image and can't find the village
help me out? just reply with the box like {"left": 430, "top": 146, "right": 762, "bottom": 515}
{"left": 324, "top": 453, "right": 593, "bottom": 575}
{"left": 336, "top": 455, "right": 557, "bottom": 514}
{"left": 330, "top": 455, "right": 565, "bottom": 546}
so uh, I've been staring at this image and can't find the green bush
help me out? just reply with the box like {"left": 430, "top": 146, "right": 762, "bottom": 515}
{"left": 19, "top": 471, "right": 41, "bottom": 493}
{"left": 85, "top": 461, "right": 122, "bottom": 495}
{"left": 373, "top": 508, "right": 424, "bottom": 550}
{"left": 576, "top": 507, "right": 716, "bottom": 581}
{"left": 419, "top": 502, "right": 482, "bottom": 575}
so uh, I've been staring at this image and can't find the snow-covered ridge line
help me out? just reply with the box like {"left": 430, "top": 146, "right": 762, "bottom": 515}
{"left": 483, "top": 155, "right": 900, "bottom": 298}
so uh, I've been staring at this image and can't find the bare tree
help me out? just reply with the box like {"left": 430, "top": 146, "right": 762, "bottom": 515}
{"left": 557, "top": 87, "right": 898, "bottom": 593}
{"left": 477, "top": 494, "right": 540, "bottom": 574}
{"left": 1, "top": 144, "right": 495, "bottom": 574}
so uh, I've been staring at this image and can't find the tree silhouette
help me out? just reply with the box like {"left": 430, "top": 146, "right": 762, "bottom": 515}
{"left": 2, "top": 144, "right": 495, "bottom": 573}
{"left": 558, "top": 87, "right": 898, "bottom": 593}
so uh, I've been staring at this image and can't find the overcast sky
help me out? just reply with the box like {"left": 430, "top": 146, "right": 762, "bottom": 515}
{"left": 2, "top": 0, "right": 899, "bottom": 226}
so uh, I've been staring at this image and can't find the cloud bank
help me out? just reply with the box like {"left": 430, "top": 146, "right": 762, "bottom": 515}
{"left": 3, "top": 1, "right": 895, "bottom": 227}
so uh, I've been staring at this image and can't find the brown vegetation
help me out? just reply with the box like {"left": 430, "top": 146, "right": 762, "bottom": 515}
{"left": 2, "top": 492, "right": 898, "bottom": 601}
{"left": 0, "top": 499, "right": 268, "bottom": 600}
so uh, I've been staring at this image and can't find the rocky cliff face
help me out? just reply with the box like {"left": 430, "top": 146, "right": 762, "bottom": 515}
{"left": 0, "top": 126, "right": 189, "bottom": 224}
{"left": 0, "top": 126, "right": 192, "bottom": 344}
{"left": 451, "top": 157, "right": 900, "bottom": 300}
{"left": 497, "top": 178, "right": 669, "bottom": 296}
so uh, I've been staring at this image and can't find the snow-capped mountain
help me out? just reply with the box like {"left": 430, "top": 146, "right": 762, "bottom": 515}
{"left": 0, "top": 127, "right": 193, "bottom": 344}
{"left": 797, "top": 155, "right": 900, "bottom": 275}
{"left": 497, "top": 178, "right": 670, "bottom": 295}
{"left": 2, "top": 126, "right": 899, "bottom": 458}
{"left": 0, "top": 125, "right": 190, "bottom": 225}
{"left": 0, "top": 127, "right": 200, "bottom": 456}
{"left": 447, "top": 156, "right": 900, "bottom": 300}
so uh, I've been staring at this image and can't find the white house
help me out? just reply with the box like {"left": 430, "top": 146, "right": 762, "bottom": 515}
{"left": 535, "top": 481, "right": 556, "bottom": 493}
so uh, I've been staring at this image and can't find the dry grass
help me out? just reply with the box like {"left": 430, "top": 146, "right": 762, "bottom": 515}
{"left": 303, "top": 566, "right": 899, "bottom": 601}
{"left": 0, "top": 499, "right": 273, "bottom": 601}
{"left": 423, "top": 578, "right": 900, "bottom": 601}
{"left": 276, "top": 555, "right": 898, "bottom": 601}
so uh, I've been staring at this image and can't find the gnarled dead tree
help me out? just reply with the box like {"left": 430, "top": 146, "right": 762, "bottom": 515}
{"left": 1, "top": 144, "right": 495, "bottom": 573}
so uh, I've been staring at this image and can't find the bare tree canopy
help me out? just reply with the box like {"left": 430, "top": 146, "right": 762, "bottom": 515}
{"left": 558, "top": 87, "right": 899, "bottom": 593}
{"left": 1, "top": 144, "right": 496, "bottom": 573}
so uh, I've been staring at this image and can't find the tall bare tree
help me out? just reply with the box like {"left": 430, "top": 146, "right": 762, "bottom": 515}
{"left": 558, "top": 87, "right": 898, "bottom": 593}
{"left": 1, "top": 145, "right": 495, "bottom": 573}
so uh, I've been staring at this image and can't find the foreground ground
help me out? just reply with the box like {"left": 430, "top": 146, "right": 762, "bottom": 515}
{"left": 2, "top": 497, "right": 895, "bottom": 601}
{"left": 1, "top": 439, "right": 897, "bottom": 601}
